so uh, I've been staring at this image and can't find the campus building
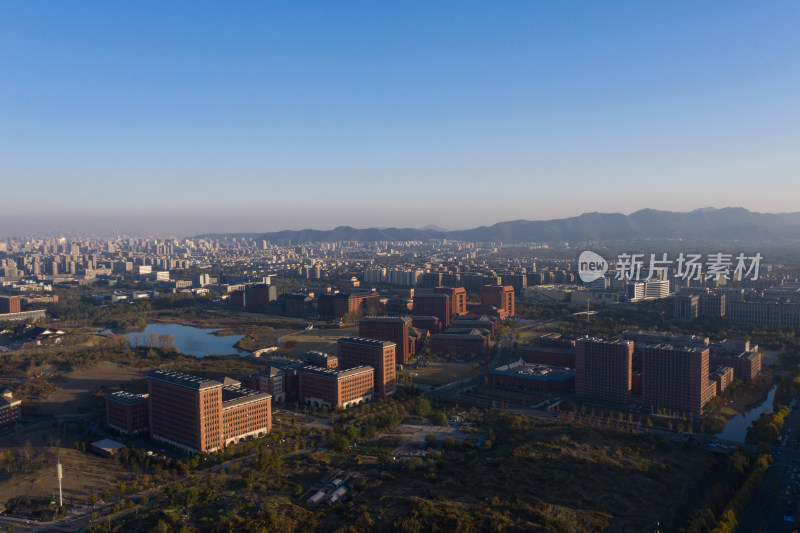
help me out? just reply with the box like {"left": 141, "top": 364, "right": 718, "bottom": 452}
{"left": 146, "top": 370, "right": 272, "bottom": 454}
{"left": 429, "top": 329, "right": 489, "bottom": 357}
{"left": 481, "top": 285, "right": 515, "bottom": 318}
{"left": 0, "top": 391, "right": 22, "bottom": 427}
{"left": 433, "top": 286, "right": 468, "bottom": 317}
{"left": 317, "top": 292, "right": 380, "bottom": 319}
{"left": 674, "top": 294, "right": 699, "bottom": 321}
{"left": 412, "top": 293, "right": 452, "bottom": 328}
{"left": 642, "top": 345, "right": 717, "bottom": 415}
{"left": 296, "top": 365, "right": 374, "bottom": 409}
{"left": 0, "top": 295, "right": 21, "bottom": 314}
{"left": 300, "top": 351, "right": 339, "bottom": 369}
{"left": 105, "top": 391, "right": 149, "bottom": 436}
{"left": 574, "top": 338, "right": 634, "bottom": 404}
{"left": 359, "top": 316, "right": 413, "bottom": 364}
{"left": 488, "top": 359, "right": 575, "bottom": 393}
{"left": 337, "top": 337, "right": 396, "bottom": 397}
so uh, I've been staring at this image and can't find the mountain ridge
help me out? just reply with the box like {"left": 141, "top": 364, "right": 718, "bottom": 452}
{"left": 195, "top": 208, "right": 800, "bottom": 244}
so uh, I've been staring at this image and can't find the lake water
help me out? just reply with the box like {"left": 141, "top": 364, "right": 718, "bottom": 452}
{"left": 125, "top": 323, "right": 245, "bottom": 358}
{"left": 717, "top": 385, "right": 777, "bottom": 443}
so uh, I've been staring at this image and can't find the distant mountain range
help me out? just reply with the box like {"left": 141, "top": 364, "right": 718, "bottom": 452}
{"left": 197, "top": 208, "right": 800, "bottom": 244}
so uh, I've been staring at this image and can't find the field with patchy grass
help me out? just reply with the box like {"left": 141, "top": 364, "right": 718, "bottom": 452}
{"left": 275, "top": 328, "right": 359, "bottom": 358}
{"left": 398, "top": 360, "right": 480, "bottom": 387}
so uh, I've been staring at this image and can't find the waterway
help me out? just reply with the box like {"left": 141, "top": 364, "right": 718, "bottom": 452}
{"left": 717, "top": 385, "right": 777, "bottom": 443}
{"left": 124, "top": 323, "right": 245, "bottom": 358}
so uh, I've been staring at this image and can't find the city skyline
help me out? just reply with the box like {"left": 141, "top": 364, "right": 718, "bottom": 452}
{"left": 2, "top": 2, "right": 799, "bottom": 235}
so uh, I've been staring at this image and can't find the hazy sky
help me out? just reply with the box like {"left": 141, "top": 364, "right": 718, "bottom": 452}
{"left": 2, "top": 2, "right": 799, "bottom": 235}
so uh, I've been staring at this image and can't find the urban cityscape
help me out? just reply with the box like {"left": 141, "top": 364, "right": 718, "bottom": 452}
{"left": 2, "top": 3, "right": 800, "bottom": 533}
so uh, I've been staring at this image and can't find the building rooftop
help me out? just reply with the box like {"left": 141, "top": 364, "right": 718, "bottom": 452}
{"left": 337, "top": 337, "right": 395, "bottom": 348}
{"left": 148, "top": 369, "right": 222, "bottom": 391}
{"left": 301, "top": 350, "right": 338, "bottom": 362}
{"left": 644, "top": 343, "right": 709, "bottom": 354}
{"left": 576, "top": 336, "right": 633, "bottom": 346}
{"left": 221, "top": 386, "right": 272, "bottom": 409}
{"left": 491, "top": 359, "right": 575, "bottom": 381}
{"left": 1, "top": 392, "right": 21, "bottom": 407}
{"left": 361, "top": 316, "right": 412, "bottom": 324}
{"left": 296, "top": 364, "right": 373, "bottom": 380}
{"left": 105, "top": 391, "right": 149, "bottom": 406}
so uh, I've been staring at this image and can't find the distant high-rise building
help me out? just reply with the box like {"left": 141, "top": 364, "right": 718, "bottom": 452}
{"left": 674, "top": 294, "right": 699, "bottom": 321}
{"left": 0, "top": 295, "right": 21, "bottom": 314}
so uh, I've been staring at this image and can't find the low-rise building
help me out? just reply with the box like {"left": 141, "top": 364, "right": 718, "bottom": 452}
{"left": 105, "top": 391, "right": 149, "bottom": 436}
{"left": 0, "top": 391, "right": 22, "bottom": 426}
{"left": 488, "top": 359, "right": 574, "bottom": 393}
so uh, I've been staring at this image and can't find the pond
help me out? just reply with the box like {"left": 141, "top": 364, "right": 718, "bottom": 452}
{"left": 124, "top": 323, "right": 246, "bottom": 358}
{"left": 717, "top": 385, "right": 777, "bottom": 443}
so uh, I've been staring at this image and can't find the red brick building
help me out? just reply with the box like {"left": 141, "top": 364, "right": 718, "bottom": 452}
{"left": 359, "top": 316, "right": 413, "bottom": 364}
{"left": 575, "top": 338, "right": 633, "bottom": 404}
{"left": 105, "top": 391, "right": 149, "bottom": 436}
{"left": 297, "top": 365, "right": 374, "bottom": 409}
{"left": 433, "top": 286, "right": 468, "bottom": 317}
{"left": 642, "top": 345, "right": 717, "bottom": 415}
{"left": 318, "top": 292, "right": 380, "bottom": 318}
{"left": 451, "top": 315, "right": 496, "bottom": 337}
{"left": 0, "top": 295, "right": 21, "bottom": 314}
{"left": 411, "top": 315, "right": 441, "bottom": 334}
{"left": 708, "top": 351, "right": 761, "bottom": 381}
{"left": 337, "top": 337, "right": 396, "bottom": 397}
{"left": 481, "top": 285, "right": 515, "bottom": 318}
{"left": 300, "top": 351, "right": 339, "bottom": 369}
{"left": 147, "top": 370, "right": 271, "bottom": 454}
{"left": 220, "top": 386, "right": 273, "bottom": 446}
{"left": 0, "top": 391, "right": 22, "bottom": 426}
{"left": 522, "top": 346, "right": 576, "bottom": 368}
{"left": 429, "top": 329, "right": 489, "bottom": 357}
{"left": 412, "top": 293, "right": 451, "bottom": 328}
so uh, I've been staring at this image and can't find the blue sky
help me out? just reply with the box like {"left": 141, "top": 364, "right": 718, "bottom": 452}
{"left": 1, "top": 2, "right": 799, "bottom": 235}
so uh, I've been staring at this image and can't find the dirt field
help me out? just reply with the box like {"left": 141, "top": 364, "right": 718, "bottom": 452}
{"left": 22, "top": 364, "right": 152, "bottom": 416}
{"left": 0, "top": 447, "right": 134, "bottom": 510}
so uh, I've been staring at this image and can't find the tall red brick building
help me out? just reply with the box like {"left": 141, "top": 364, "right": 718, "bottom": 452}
{"left": 413, "top": 293, "right": 451, "bottom": 328}
{"left": 433, "top": 286, "right": 468, "bottom": 317}
{"left": 481, "top": 285, "right": 515, "bottom": 318}
{"left": 147, "top": 370, "right": 271, "bottom": 454}
{"left": 337, "top": 337, "right": 396, "bottom": 397}
{"left": 359, "top": 316, "right": 413, "bottom": 364}
{"left": 642, "top": 345, "right": 717, "bottom": 415}
{"left": 0, "top": 295, "right": 21, "bottom": 314}
{"left": 575, "top": 338, "right": 633, "bottom": 404}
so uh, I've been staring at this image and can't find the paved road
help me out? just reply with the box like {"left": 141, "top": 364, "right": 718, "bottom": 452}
{"left": 737, "top": 405, "right": 800, "bottom": 533}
